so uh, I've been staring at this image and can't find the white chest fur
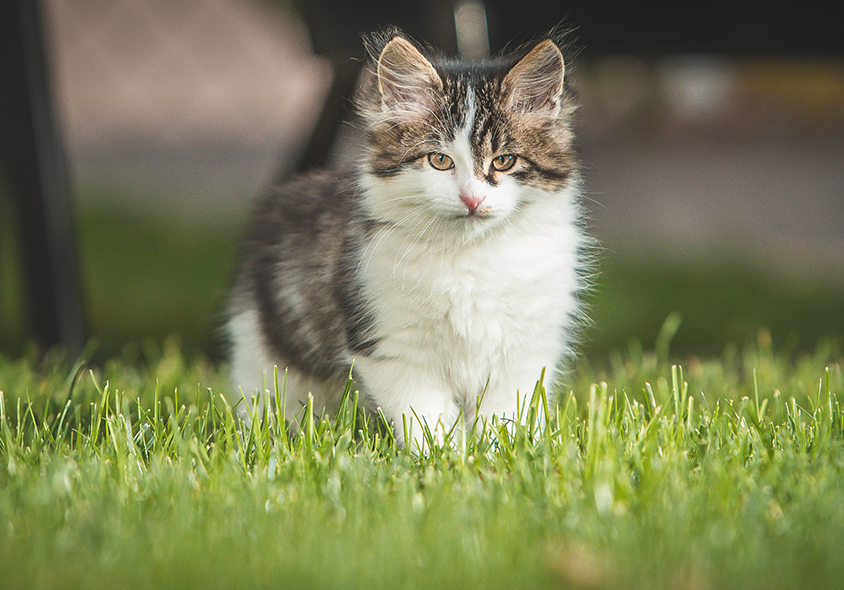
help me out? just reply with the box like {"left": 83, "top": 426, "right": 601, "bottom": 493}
{"left": 354, "top": 186, "right": 584, "bottom": 424}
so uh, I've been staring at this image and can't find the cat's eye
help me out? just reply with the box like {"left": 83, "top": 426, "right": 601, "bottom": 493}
{"left": 491, "top": 155, "right": 517, "bottom": 172}
{"left": 428, "top": 153, "right": 454, "bottom": 171}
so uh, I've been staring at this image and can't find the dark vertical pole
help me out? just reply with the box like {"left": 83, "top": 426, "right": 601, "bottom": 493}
{"left": 291, "top": 59, "right": 361, "bottom": 175}
{"left": 0, "top": 0, "right": 85, "bottom": 357}
{"left": 289, "top": 0, "right": 460, "bottom": 177}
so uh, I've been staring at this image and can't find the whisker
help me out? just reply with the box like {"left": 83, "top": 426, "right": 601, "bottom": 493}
{"left": 358, "top": 210, "right": 423, "bottom": 274}
{"left": 390, "top": 213, "right": 432, "bottom": 277}
{"left": 394, "top": 215, "right": 440, "bottom": 289}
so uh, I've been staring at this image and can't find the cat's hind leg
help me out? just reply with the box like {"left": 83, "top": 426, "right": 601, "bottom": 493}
{"left": 227, "top": 308, "right": 347, "bottom": 426}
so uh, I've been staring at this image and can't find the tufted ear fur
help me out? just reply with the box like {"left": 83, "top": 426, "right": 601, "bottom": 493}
{"left": 502, "top": 40, "right": 566, "bottom": 115}
{"left": 376, "top": 36, "right": 442, "bottom": 113}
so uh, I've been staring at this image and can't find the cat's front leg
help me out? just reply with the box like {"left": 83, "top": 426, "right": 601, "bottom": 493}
{"left": 400, "top": 394, "right": 462, "bottom": 453}
{"left": 475, "top": 364, "right": 558, "bottom": 433}
{"left": 354, "top": 358, "right": 460, "bottom": 452}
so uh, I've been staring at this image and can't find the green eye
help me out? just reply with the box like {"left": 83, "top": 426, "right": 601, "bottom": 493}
{"left": 491, "top": 155, "right": 517, "bottom": 172}
{"left": 428, "top": 153, "right": 454, "bottom": 171}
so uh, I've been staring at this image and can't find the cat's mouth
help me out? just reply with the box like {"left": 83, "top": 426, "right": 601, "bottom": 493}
{"left": 459, "top": 206, "right": 493, "bottom": 221}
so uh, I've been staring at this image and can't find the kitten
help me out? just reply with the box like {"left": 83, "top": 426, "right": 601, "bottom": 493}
{"left": 227, "top": 30, "right": 590, "bottom": 450}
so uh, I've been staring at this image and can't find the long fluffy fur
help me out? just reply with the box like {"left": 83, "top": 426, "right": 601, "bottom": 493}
{"left": 227, "top": 29, "right": 591, "bottom": 450}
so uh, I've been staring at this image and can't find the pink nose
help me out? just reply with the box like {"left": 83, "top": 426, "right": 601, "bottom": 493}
{"left": 460, "top": 193, "right": 484, "bottom": 213}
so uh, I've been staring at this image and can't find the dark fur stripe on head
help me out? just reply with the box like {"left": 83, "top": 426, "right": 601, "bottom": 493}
{"left": 357, "top": 26, "right": 580, "bottom": 191}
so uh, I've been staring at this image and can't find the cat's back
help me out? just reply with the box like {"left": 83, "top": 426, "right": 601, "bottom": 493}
{"left": 228, "top": 169, "right": 368, "bottom": 379}
{"left": 243, "top": 170, "right": 358, "bottom": 258}
{"left": 232, "top": 168, "right": 366, "bottom": 309}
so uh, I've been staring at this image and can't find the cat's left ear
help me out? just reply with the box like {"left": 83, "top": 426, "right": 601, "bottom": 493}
{"left": 376, "top": 36, "right": 442, "bottom": 114}
{"left": 502, "top": 40, "right": 566, "bottom": 115}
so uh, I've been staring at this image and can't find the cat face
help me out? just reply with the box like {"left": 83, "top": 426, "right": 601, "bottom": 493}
{"left": 358, "top": 35, "right": 578, "bottom": 239}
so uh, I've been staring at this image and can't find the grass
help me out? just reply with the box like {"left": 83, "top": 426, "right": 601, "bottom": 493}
{"left": 1, "top": 334, "right": 843, "bottom": 589}
{"left": 3, "top": 190, "right": 844, "bottom": 588}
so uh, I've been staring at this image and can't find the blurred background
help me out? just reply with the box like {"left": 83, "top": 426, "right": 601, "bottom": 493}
{"left": 1, "top": 0, "right": 843, "bottom": 364}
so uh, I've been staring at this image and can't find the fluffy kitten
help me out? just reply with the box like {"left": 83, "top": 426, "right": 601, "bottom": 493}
{"left": 227, "top": 30, "right": 589, "bottom": 449}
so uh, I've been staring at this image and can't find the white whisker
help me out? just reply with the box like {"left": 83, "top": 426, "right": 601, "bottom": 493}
{"left": 394, "top": 215, "right": 440, "bottom": 290}
{"left": 358, "top": 210, "right": 424, "bottom": 274}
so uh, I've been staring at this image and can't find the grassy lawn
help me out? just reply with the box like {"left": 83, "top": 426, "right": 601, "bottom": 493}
{"left": 2, "top": 191, "right": 844, "bottom": 588}
{"left": 1, "top": 335, "right": 843, "bottom": 589}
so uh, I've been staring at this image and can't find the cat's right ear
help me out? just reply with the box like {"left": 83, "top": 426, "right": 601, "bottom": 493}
{"left": 376, "top": 37, "right": 442, "bottom": 114}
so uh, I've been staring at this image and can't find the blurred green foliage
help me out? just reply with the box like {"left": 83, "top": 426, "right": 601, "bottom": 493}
{"left": 1, "top": 194, "right": 842, "bottom": 362}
